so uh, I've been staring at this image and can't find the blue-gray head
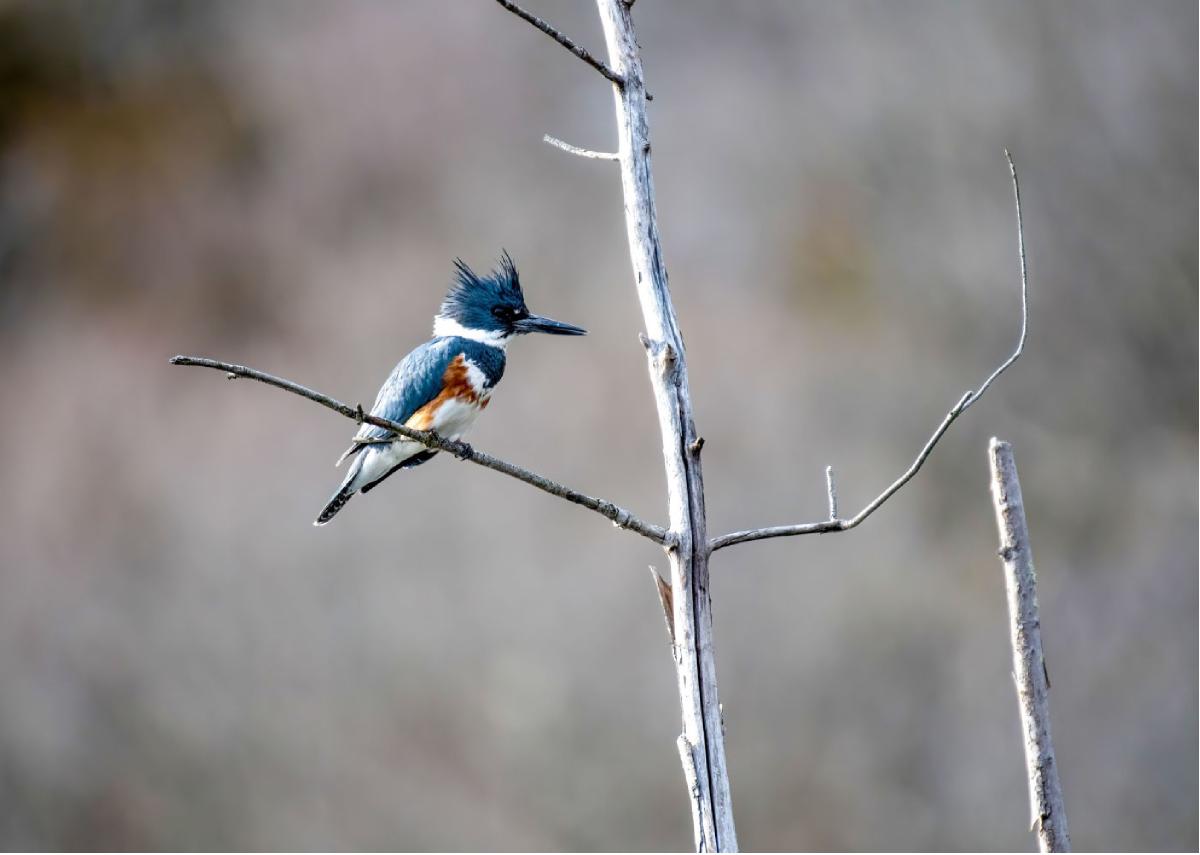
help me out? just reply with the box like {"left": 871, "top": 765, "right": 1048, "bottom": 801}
{"left": 432, "top": 251, "right": 586, "bottom": 345}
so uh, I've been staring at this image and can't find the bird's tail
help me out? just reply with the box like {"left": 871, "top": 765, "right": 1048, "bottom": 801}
{"left": 314, "top": 483, "right": 354, "bottom": 526}
{"left": 314, "top": 460, "right": 362, "bottom": 526}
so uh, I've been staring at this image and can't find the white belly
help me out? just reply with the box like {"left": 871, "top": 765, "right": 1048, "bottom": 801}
{"left": 427, "top": 394, "right": 485, "bottom": 440}
{"left": 351, "top": 394, "right": 487, "bottom": 490}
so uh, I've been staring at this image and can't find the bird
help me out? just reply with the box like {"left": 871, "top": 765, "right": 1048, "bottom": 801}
{"left": 314, "top": 252, "right": 586, "bottom": 526}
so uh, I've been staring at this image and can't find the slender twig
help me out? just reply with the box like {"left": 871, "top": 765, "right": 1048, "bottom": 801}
{"left": 709, "top": 151, "right": 1030, "bottom": 554}
{"left": 493, "top": 0, "right": 623, "bottom": 87}
{"left": 544, "top": 134, "right": 619, "bottom": 161}
{"left": 989, "top": 438, "right": 1070, "bottom": 852}
{"left": 170, "top": 355, "right": 670, "bottom": 545}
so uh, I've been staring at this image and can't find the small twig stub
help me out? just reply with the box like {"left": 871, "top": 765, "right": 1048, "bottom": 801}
{"left": 649, "top": 565, "right": 675, "bottom": 643}
{"left": 544, "top": 134, "right": 619, "bottom": 161}
{"left": 825, "top": 465, "right": 838, "bottom": 521}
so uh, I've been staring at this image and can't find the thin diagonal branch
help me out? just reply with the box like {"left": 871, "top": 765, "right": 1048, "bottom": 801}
{"left": 494, "top": 0, "right": 623, "bottom": 87}
{"left": 544, "top": 134, "right": 619, "bottom": 160}
{"left": 170, "top": 355, "right": 671, "bottom": 546}
{"left": 709, "top": 151, "right": 1029, "bottom": 554}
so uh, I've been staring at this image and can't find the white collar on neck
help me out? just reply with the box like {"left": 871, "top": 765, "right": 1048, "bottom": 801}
{"left": 433, "top": 315, "right": 509, "bottom": 348}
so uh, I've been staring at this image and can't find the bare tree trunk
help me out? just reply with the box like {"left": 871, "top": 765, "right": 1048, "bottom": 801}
{"left": 594, "top": 2, "right": 736, "bottom": 850}
{"left": 989, "top": 438, "right": 1071, "bottom": 853}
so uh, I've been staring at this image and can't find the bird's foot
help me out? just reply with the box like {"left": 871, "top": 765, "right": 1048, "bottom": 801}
{"left": 449, "top": 440, "right": 474, "bottom": 460}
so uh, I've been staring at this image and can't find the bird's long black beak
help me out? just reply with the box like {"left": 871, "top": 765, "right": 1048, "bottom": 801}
{"left": 513, "top": 313, "right": 587, "bottom": 336}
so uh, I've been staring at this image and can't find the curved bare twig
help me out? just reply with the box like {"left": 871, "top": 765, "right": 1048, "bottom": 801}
{"left": 170, "top": 356, "right": 671, "bottom": 545}
{"left": 709, "top": 151, "right": 1029, "bottom": 553}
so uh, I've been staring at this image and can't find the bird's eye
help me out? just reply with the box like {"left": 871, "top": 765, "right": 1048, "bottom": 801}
{"left": 492, "top": 306, "right": 511, "bottom": 320}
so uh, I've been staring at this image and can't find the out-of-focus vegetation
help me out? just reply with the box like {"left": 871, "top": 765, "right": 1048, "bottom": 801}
{"left": 0, "top": 1, "right": 1194, "bottom": 849}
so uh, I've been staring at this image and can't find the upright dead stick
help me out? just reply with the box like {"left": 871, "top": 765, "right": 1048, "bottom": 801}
{"left": 989, "top": 438, "right": 1071, "bottom": 852}
{"left": 594, "top": 2, "right": 735, "bottom": 849}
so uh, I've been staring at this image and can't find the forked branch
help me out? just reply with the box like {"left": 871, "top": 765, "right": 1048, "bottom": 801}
{"left": 709, "top": 151, "right": 1029, "bottom": 554}
{"left": 169, "top": 356, "right": 670, "bottom": 545}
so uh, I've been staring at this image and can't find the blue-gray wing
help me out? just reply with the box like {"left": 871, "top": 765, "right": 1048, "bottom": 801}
{"left": 335, "top": 338, "right": 455, "bottom": 464}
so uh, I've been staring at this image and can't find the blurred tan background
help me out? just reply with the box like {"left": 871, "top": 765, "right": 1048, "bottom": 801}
{"left": 0, "top": 0, "right": 1195, "bottom": 850}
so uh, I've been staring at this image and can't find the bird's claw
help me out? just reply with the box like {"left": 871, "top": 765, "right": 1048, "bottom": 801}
{"left": 451, "top": 441, "right": 474, "bottom": 460}
{"left": 354, "top": 404, "right": 365, "bottom": 425}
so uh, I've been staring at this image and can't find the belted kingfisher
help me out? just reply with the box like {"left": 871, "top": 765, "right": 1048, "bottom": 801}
{"left": 315, "top": 252, "right": 586, "bottom": 525}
